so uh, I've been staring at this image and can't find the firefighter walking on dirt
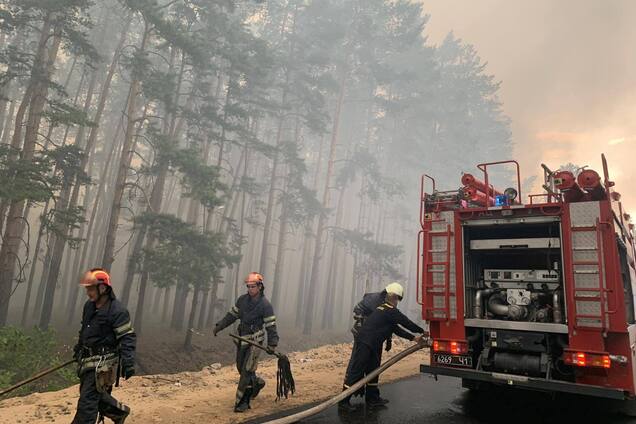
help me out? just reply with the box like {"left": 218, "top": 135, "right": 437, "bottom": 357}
{"left": 72, "top": 268, "right": 136, "bottom": 424}
{"left": 339, "top": 283, "right": 426, "bottom": 410}
{"left": 214, "top": 272, "right": 279, "bottom": 412}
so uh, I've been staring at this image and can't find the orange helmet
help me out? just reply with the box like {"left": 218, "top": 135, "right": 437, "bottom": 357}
{"left": 80, "top": 268, "right": 112, "bottom": 287}
{"left": 245, "top": 272, "right": 264, "bottom": 285}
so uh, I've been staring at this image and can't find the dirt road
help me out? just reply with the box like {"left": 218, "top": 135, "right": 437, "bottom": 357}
{"left": 0, "top": 340, "right": 429, "bottom": 424}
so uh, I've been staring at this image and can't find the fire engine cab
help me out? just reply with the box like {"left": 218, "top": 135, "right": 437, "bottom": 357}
{"left": 419, "top": 156, "right": 636, "bottom": 400}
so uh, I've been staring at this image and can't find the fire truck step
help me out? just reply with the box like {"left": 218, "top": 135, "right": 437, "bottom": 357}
{"left": 572, "top": 261, "right": 600, "bottom": 266}
{"left": 573, "top": 270, "right": 599, "bottom": 274}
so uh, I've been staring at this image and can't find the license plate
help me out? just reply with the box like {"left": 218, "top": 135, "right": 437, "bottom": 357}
{"left": 433, "top": 353, "right": 473, "bottom": 367}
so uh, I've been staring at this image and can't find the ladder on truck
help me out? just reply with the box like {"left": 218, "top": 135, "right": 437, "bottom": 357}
{"left": 570, "top": 218, "right": 615, "bottom": 334}
{"left": 418, "top": 175, "right": 453, "bottom": 321}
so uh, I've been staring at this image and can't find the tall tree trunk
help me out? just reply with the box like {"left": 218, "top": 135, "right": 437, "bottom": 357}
{"left": 0, "top": 16, "right": 59, "bottom": 325}
{"left": 171, "top": 283, "right": 188, "bottom": 331}
{"left": 205, "top": 280, "right": 220, "bottom": 329}
{"left": 197, "top": 289, "right": 209, "bottom": 329}
{"left": 321, "top": 185, "right": 346, "bottom": 329}
{"left": 303, "top": 69, "right": 346, "bottom": 335}
{"left": 258, "top": 107, "right": 286, "bottom": 276}
{"left": 21, "top": 200, "right": 51, "bottom": 326}
{"left": 67, "top": 109, "right": 125, "bottom": 324}
{"left": 101, "top": 24, "right": 149, "bottom": 270}
{"left": 271, "top": 118, "right": 301, "bottom": 307}
{"left": 184, "top": 287, "right": 201, "bottom": 350}
{"left": 162, "top": 287, "right": 171, "bottom": 322}
{"left": 295, "top": 135, "right": 324, "bottom": 324}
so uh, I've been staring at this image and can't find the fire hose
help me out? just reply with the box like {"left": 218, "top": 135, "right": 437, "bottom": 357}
{"left": 0, "top": 359, "right": 76, "bottom": 397}
{"left": 262, "top": 340, "right": 429, "bottom": 424}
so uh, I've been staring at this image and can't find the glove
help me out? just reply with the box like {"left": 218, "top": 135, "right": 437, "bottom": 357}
{"left": 266, "top": 345, "right": 277, "bottom": 355}
{"left": 122, "top": 365, "right": 135, "bottom": 380}
{"left": 213, "top": 326, "right": 219, "bottom": 337}
{"left": 385, "top": 338, "right": 392, "bottom": 352}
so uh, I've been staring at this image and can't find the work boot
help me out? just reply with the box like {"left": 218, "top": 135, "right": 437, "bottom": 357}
{"left": 338, "top": 398, "right": 357, "bottom": 412}
{"left": 366, "top": 397, "right": 389, "bottom": 407}
{"left": 251, "top": 377, "right": 266, "bottom": 399}
{"left": 107, "top": 404, "right": 130, "bottom": 424}
{"left": 234, "top": 401, "right": 250, "bottom": 413}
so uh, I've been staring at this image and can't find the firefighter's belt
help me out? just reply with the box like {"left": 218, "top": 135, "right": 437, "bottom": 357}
{"left": 79, "top": 352, "right": 118, "bottom": 375}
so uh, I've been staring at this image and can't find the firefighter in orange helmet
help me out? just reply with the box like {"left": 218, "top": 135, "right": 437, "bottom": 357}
{"left": 214, "top": 272, "right": 279, "bottom": 412}
{"left": 71, "top": 268, "right": 136, "bottom": 424}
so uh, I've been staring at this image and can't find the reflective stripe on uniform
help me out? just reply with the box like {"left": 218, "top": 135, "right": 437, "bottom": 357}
{"left": 264, "top": 320, "right": 276, "bottom": 328}
{"left": 114, "top": 321, "right": 134, "bottom": 338}
{"left": 230, "top": 306, "right": 240, "bottom": 317}
{"left": 263, "top": 315, "right": 276, "bottom": 323}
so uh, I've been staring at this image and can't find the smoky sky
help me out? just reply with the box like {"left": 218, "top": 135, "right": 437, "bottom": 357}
{"left": 421, "top": 0, "right": 636, "bottom": 210}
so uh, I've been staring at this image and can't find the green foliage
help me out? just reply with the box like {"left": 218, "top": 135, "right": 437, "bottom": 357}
{"left": 136, "top": 212, "right": 240, "bottom": 290}
{"left": 334, "top": 228, "right": 403, "bottom": 280}
{"left": 0, "top": 146, "right": 57, "bottom": 204}
{"left": 0, "top": 327, "right": 77, "bottom": 396}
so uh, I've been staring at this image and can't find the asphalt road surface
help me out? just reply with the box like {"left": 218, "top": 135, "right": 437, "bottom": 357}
{"left": 250, "top": 374, "right": 636, "bottom": 424}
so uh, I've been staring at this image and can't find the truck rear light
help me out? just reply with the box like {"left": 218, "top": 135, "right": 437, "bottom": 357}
{"left": 432, "top": 339, "right": 468, "bottom": 354}
{"left": 563, "top": 351, "right": 611, "bottom": 369}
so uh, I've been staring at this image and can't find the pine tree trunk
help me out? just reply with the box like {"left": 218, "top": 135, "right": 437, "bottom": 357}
{"left": 197, "top": 289, "right": 209, "bottom": 329}
{"left": 38, "top": 59, "right": 102, "bottom": 329}
{"left": 321, "top": 186, "right": 346, "bottom": 330}
{"left": 184, "top": 287, "right": 201, "bottom": 350}
{"left": 101, "top": 24, "right": 149, "bottom": 270}
{"left": 258, "top": 85, "right": 290, "bottom": 277}
{"left": 303, "top": 69, "right": 346, "bottom": 335}
{"left": 295, "top": 135, "right": 324, "bottom": 324}
{"left": 0, "top": 16, "right": 59, "bottom": 325}
{"left": 205, "top": 280, "right": 220, "bottom": 328}
{"left": 162, "top": 287, "right": 171, "bottom": 322}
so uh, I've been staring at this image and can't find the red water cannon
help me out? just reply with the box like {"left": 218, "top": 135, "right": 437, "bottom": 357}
{"left": 553, "top": 170, "right": 585, "bottom": 203}
{"left": 577, "top": 169, "right": 607, "bottom": 201}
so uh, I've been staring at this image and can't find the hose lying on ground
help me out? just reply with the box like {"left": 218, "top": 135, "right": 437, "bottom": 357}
{"left": 263, "top": 341, "right": 427, "bottom": 424}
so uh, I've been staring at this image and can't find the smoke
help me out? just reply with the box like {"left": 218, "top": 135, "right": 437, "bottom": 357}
{"left": 421, "top": 0, "right": 636, "bottom": 210}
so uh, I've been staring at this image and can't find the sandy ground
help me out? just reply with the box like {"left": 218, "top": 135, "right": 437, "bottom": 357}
{"left": 0, "top": 340, "right": 430, "bottom": 424}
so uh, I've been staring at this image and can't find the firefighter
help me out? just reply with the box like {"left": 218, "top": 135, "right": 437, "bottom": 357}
{"left": 214, "top": 272, "right": 279, "bottom": 413}
{"left": 339, "top": 283, "right": 426, "bottom": 410}
{"left": 72, "top": 268, "right": 136, "bottom": 424}
{"left": 344, "top": 283, "right": 403, "bottom": 396}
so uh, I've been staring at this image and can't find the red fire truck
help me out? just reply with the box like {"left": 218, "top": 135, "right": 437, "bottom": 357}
{"left": 418, "top": 155, "right": 636, "bottom": 401}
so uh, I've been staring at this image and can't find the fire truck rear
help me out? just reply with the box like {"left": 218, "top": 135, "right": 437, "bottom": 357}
{"left": 419, "top": 156, "right": 636, "bottom": 400}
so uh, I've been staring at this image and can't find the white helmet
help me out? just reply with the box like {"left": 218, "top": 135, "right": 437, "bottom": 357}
{"left": 385, "top": 282, "right": 404, "bottom": 299}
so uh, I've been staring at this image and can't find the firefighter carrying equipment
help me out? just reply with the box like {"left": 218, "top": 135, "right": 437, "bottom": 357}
{"left": 384, "top": 282, "right": 404, "bottom": 299}
{"left": 72, "top": 294, "right": 135, "bottom": 424}
{"left": 80, "top": 268, "right": 112, "bottom": 287}
{"left": 215, "top": 291, "right": 279, "bottom": 411}
{"left": 341, "top": 301, "right": 425, "bottom": 407}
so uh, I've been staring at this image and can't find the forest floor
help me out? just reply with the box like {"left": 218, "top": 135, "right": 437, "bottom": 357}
{"left": 0, "top": 339, "right": 430, "bottom": 424}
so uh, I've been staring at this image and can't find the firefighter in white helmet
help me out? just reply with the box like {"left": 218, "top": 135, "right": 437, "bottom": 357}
{"left": 341, "top": 282, "right": 425, "bottom": 409}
